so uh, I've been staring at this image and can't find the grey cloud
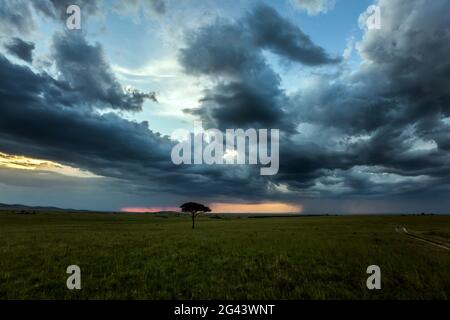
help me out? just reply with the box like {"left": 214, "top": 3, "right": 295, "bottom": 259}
{"left": 282, "top": 0, "right": 450, "bottom": 197}
{"left": 3, "top": 37, "right": 35, "bottom": 63}
{"left": 51, "top": 32, "right": 156, "bottom": 111}
{"left": 179, "top": 4, "right": 338, "bottom": 132}
{"left": 246, "top": 5, "right": 340, "bottom": 65}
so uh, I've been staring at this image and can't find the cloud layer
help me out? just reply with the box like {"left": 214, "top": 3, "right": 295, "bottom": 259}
{"left": 1, "top": 0, "right": 450, "bottom": 212}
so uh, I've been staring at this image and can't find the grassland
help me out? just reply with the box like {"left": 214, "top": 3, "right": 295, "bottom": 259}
{"left": 0, "top": 212, "right": 449, "bottom": 299}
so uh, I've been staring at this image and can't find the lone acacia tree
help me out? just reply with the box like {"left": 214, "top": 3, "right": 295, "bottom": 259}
{"left": 180, "top": 202, "right": 211, "bottom": 229}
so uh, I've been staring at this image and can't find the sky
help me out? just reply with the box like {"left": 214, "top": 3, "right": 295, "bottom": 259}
{"left": 0, "top": 0, "right": 450, "bottom": 214}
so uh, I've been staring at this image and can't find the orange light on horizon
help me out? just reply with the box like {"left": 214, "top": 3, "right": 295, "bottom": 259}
{"left": 209, "top": 202, "right": 302, "bottom": 214}
{"left": 121, "top": 207, "right": 180, "bottom": 213}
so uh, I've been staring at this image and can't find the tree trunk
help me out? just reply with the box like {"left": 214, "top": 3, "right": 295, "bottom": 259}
{"left": 192, "top": 212, "right": 195, "bottom": 229}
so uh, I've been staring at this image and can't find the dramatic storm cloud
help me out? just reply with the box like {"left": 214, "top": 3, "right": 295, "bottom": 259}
{"left": 0, "top": 32, "right": 270, "bottom": 203}
{"left": 279, "top": 0, "right": 450, "bottom": 199}
{"left": 0, "top": 0, "right": 450, "bottom": 212}
{"left": 179, "top": 0, "right": 450, "bottom": 207}
{"left": 0, "top": 52, "right": 170, "bottom": 178}
{"left": 180, "top": 4, "right": 339, "bottom": 132}
{"left": 51, "top": 32, "right": 157, "bottom": 111}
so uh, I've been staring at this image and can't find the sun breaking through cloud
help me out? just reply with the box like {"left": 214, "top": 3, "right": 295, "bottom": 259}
{"left": 0, "top": 152, "right": 100, "bottom": 178}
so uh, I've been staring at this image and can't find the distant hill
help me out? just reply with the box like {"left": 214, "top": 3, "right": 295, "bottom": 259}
{"left": 0, "top": 203, "right": 91, "bottom": 212}
{"left": 0, "top": 203, "right": 181, "bottom": 214}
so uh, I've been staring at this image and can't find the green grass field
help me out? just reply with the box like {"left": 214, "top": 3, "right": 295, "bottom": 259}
{"left": 0, "top": 212, "right": 449, "bottom": 299}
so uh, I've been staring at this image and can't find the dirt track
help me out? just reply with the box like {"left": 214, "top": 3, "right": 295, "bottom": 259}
{"left": 396, "top": 226, "right": 450, "bottom": 251}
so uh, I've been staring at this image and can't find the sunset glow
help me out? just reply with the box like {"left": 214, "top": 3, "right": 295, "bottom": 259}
{"left": 121, "top": 207, "right": 180, "bottom": 213}
{"left": 121, "top": 203, "right": 302, "bottom": 214}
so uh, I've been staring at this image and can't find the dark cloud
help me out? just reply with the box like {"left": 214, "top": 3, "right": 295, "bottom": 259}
{"left": 179, "top": 4, "right": 338, "bottom": 132}
{"left": 0, "top": 33, "right": 167, "bottom": 188}
{"left": 3, "top": 37, "right": 35, "bottom": 63}
{"left": 0, "top": 52, "right": 173, "bottom": 190}
{"left": 180, "top": 22, "right": 251, "bottom": 77}
{"left": 246, "top": 5, "right": 340, "bottom": 65}
{"left": 51, "top": 32, "right": 156, "bottom": 111}
{"left": 183, "top": 80, "right": 293, "bottom": 132}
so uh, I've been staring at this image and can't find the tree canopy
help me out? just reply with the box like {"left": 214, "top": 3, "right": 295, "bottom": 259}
{"left": 180, "top": 202, "right": 211, "bottom": 214}
{"left": 180, "top": 202, "right": 211, "bottom": 229}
